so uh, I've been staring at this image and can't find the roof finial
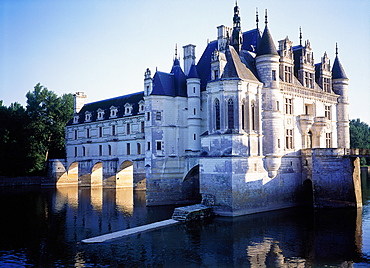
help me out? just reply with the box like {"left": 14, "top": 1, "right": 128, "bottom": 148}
{"left": 175, "top": 43, "right": 178, "bottom": 59}
{"left": 299, "top": 26, "right": 302, "bottom": 46}
{"left": 256, "top": 8, "right": 259, "bottom": 29}
{"left": 265, "top": 9, "right": 268, "bottom": 25}
{"left": 335, "top": 42, "right": 338, "bottom": 56}
{"left": 235, "top": 0, "right": 238, "bottom": 6}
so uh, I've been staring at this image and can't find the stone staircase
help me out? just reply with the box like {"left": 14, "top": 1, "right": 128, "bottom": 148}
{"left": 172, "top": 204, "right": 212, "bottom": 222}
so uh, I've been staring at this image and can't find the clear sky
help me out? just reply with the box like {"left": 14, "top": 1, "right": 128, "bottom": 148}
{"left": 1, "top": 0, "right": 369, "bottom": 123}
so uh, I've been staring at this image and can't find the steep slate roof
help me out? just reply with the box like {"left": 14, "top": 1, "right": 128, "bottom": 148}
{"left": 292, "top": 45, "right": 304, "bottom": 77}
{"left": 256, "top": 26, "right": 278, "bottom": 56}
{"left": 151, "top": 58, "right": 187, "bottom": 97}
{"left": 222, "top": 45, "right": 259, "bottom": 81}
{"left": 187, "top": 63, "right": 200, "bottom": 79}
{"left": 332, "top": 55, "right": 348, "bottom": 79}
{"left": 67, "top": 91, "right": 144, "bottom": 125}
{"left": 242, "top": 28, "right": 261, "bottom": 52}
{"left": 196, "top": 40, "right": 218, "bottom": 91}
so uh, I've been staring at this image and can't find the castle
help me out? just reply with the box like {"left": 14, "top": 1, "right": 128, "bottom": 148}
{"left": 54, "top": 4, "right": 362, "bottom": 216}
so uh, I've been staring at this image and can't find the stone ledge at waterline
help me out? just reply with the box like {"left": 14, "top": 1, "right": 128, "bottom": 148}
{"left": 0, "top": 176, "right": 44, "bottom": 187}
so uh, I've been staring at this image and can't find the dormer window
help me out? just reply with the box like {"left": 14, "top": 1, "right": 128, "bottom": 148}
{"left": 110, "top": 106, "right": 118, "bottom": 118}
{"left": 97, "top": 108, "right": 105, "bottom": 120}
{"left": 138, "top": 100, "right": 145, "bottom": 113}
{"left": 85, "top": 111, "right": 92, "bottom": 122}
{"left": 73, "top": 114, "right": 79, "bottom": 124}
{"left": 124, "top": 103, "right": 133, "bottom": 115}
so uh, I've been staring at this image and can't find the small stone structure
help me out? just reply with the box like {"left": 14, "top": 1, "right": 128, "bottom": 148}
{"left": 172, "top": 204, "right": 213, "bottom": 222}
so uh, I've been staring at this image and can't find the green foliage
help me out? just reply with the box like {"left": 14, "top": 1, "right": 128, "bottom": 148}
{"left": 0, "top": 83, "right": 74, "bottom": 176}
{"left": 350, "top": 119, "right": 370, "bottom": 166}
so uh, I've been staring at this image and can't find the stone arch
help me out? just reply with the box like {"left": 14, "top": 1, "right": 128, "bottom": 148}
{"left": 116, "top": 160, "right": 134, "bottom": 188}
{"left": 56, "top": 161, "right": 78, "bottom": 186}
{"left": 182, "top": 165, "right": 201, "bottom": 203}
{"left": 91, "top": 161, "right": 103, "bottom": 186}
{"left": 302, "top": 179, "right": 314, "bottom": 207}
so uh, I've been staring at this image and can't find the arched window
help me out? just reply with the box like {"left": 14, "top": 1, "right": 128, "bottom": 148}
{"left": 215, "top": 99, "right": 220, "bottom": 130}
{"left": 228, "top": 98, "right": 234, "bottom": 130}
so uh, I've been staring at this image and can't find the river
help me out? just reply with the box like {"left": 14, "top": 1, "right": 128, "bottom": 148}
{"left": 0, "top": 171, "right": 369, "bottom": 267}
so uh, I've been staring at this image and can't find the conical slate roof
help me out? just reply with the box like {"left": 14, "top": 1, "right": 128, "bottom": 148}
{"left": 256, "top": 26, "right": 278, "bottom": 56}
{"left": 332, "top": 55, "right": 348, "bottom": 79}
{"left": 187, "top": 64, "right": 199, "bottom": 79}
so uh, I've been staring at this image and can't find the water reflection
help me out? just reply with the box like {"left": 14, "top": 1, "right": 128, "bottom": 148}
{"left": 0, "top": 170, "right": 369, "bottom": 267}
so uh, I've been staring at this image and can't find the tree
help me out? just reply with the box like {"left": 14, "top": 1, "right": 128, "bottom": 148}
{"left": 350, "top": 119, "right": 370, "bottom": 166}
{"left": 25, "top": 83, "right": 74, "bottom": 174}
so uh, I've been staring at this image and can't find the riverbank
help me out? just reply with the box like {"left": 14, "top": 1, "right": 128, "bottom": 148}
{"left": 0, "top": 176, "right": 44, "bottom": 187}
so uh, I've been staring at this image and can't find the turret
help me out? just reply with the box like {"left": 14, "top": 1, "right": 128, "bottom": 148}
{"left": 144, "top": 68, "right": 152, "bottom": 96}
{"left": 74, "top": 92, "right": 87, "bottom": 113}
{"left": 186, "top": 64, "right": 201, "bottom": 152}
{"left": 255, "top": 10, "right": 282, "bottom": 178}
{"left": 332, "top": 44, "right": 349, "bottom": 148}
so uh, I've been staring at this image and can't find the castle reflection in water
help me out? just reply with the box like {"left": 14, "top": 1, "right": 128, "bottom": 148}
{"left": 50, "top": 182, "right": 366, "bottom": 267}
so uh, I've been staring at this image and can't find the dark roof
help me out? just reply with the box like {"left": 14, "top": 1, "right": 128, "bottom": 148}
{"left": 196, "top": 40, "right": 218, "bottom": 91}
{"left": 332, "top": 55, "right": 348, "bottom": 79}
{"left": 222, "top": 45, "right": 259, "bottom": 81}
{"left": 187, "top": 64, "right": 200, "bottom": 79}
{"left": 256, "top": 26, "right": 278, "bottom": 56}
{"left": 67, "top": 91, "right": 144, "bottom": 125}
{"left": 151, "top": 58, "right": 187, "bottom": 97}
{"left": 242, "top": 28, "right": 261, "bottom": 52}
{"left": 292, "top": 45, "right": 304, "bottom": 77}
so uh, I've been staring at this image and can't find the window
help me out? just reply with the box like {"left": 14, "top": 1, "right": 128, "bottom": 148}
{"left": 73, "top": 115, "right": 79, "bottom": 124}
{"left": 99, "top": 127, "right": 103, "bottom": 137}
{"left": 305, "top": 72, "right": 309, "bottom": 88}
{"left": 276, "top": 101, "right": 279, "bottom": 111}
{"left": 308, "top": 131, "right": 312, "bottom": 148}
{"left": 74, "top": 147, "right": 77, "bottom": 157}
{"left": 110, "top": 106, "right": 118, "bottom": 118}
{"left": 272, "top": 70, "right": 276, "bottom": 81}
{"left": 138, "top": 100, "right": 145, "bottom": 113}
{"left": 194, "top": 108, "right": 196, "bottom": 115}
{"left": 193, "top": 134, "right": 196, "bottom": 140}
{"left": 99, "top": 145, "right": 102, "bottom": 156}
{"left": 108, "top": 145, "right": 112, "bottom": 155}
{"left": 241, "top": 102, "right": 245, "bottom": 130}
{"left": 251, "top": 103, "right": 256, "bottom": 131}
{"left": 127, "top": 143, "right": 131, "bottom": 155}
{"left": 124, "top": 103, "right": 132, "bottom": 115}
{"left": 284, "top": 66, "right": 292, "bottom": 83}
{"left": 325, "top": 105, "right": 331, "bottom": 120}
{"left": 326, "top": 133, "right": 332, "bottom": 148}
{"left": 86, "top": 128, "right": 90, "bottom": 138}
{"left": 137, "top": 143, "right": 141, "bottom": 155}
{"left": 147, "top": 112, "right": 151, "bottom": 121}
{"left": 323, "top": 78, "right": 331, "bottom": 92}
{"left": 83, "top": 146, "right": 86, "bottom": 156}
{"left": 97, "top": 109, "right": 104, "bottom": 120}
{"left": 214, "top": 70, "right": 219, "bottom": 80}
{"left": 193, "top": 87, "right": 196, "bottom": 94}
{"left": 215, "top": 99, "right": 220, "bottom": 130}
{"left": 126, "top": 123, "right": 130, "bottom": 135}
{"left": 147, "top": 141, "right": 151, "bottom": 151}
{"left": 156, "top": 111, "right": 162, "bottom": 120}
{"left": 112, "top": 125, "right": 116, "bottom": 136}
{"left": 85, "top": 112, "right": 92, "bottom": 122}
{"left": 74, "top": 130, "right": 78, "bottom": 140}
{"left": 285, "top": 98, "right": 292, "bottom": 114}
{"left": 141, "top": 121, "right": 145, "bottom": 133}
{"left": 309, "top": 73, "right": 314, "bottom": 89}
{"left": 286, "top": 129, "right": 293, "bottom": 149}
{"left": 156, "top": 141, "right": 162, "bottom": 151}
{"left": 228, "top": 98, "right": 234, "bottom": 130}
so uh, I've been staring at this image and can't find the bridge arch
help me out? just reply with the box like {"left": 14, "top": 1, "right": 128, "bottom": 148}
{"left": 116, "top": 160, "right": 134, "bottom": 188}
{"left": 182, "top": 164, "right": 201, "bottom": 203}
{"left": 91, "top": 161, "right": 103, "bottom": 186}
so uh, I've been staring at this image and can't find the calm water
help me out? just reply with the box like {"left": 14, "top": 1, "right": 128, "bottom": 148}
{"left": 0, "top": 172, "right": 369, "bottom": 267}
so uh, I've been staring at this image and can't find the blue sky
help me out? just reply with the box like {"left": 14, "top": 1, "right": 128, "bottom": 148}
{"left": 1, "top": 0, "right": 369, "bottom": 123}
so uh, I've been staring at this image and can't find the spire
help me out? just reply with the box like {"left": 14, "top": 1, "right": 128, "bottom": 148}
{"left": 256, "top": 8, "right": 259, "bottom": 30}
{"left": 265, "top": 9, "right": 268, "bottom": 25}
{"left": 231, "top": 2, "right": 243, "bottom": 54}
{"left": 256, "top": 10, "right": 278, "bottom": 56}
{"left": 175, "top": 43, "right": 178, "bottom": 59}
{"left": 187, "top": 63, "right": 199, "bottom": 79}
{"left": 332, "top": 43, "right": 348, "bottom": 79}
{"left": 299, "top": 27, "right": 302, "bottom": 46}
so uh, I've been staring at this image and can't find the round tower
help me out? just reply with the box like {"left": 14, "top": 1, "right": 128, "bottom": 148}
{"left": 186, "top": 64, "right": 201, "bottom": 152}
{"left": 332, "top": 44, "right": 349, "bottom": 149}
{"left": 255, "top": 11, "right": 283, "bottom": 178}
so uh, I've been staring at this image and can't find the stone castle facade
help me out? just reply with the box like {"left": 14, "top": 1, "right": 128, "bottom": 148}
{"left": 55, "top": 4, "right": 361, "bottom": 216}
